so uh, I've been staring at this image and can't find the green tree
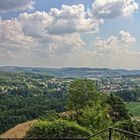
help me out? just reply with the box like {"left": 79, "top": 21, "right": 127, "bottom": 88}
{"left": 67, "top": 79, "right": 98, "bottom": 113}
{"left": 106, "top": 94, "right": 131, "bottom": 123}
{"left": 67, "top": 79, "right": 111, "bottom": 132}
{"left": 75, "top": 104, "right": 111, "bottom": 131}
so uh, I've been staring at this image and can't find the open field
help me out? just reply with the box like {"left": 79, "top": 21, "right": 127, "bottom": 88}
{"left": 126, "top": 102, "right": 140, "bottom": 118}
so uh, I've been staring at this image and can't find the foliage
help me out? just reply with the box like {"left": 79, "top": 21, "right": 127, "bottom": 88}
{"left": 114, "top": 120, "right": 138, "bottom": 133}
{"left": 39, "top": 110, "right": 59, "bottom": 121}
{"left": 66, "top": 79, "right": 112, "bottom": 133}
{"left": 106, "top": 94, "right": 131, "bottom": 123}
{"left": 113, "top": 120, "right": 140, "bottom": 139}
{"left": 114, "top": 88, "right": 140, "bottom": 102}
{"left": 1, "top": 73, "right": 138, "bottom": 139}
{"left": 0, "top": 72, "right": 67, "bottom": 134}
{"left": 67, "top": 79, "right": 98, "bottom": 112}
{"left": 73, "top": 104, "right": 111, "bottom": 132}
{"left": 25, "top": 119, "right": 92, "bottom": 138}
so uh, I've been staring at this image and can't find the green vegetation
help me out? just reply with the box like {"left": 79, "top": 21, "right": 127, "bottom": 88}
{"left": 126, "top": 102, "right": 140, "bottom": 117}
{"left": 26, "top": 79, "right": 140, "bottom": 139}
{"left": 67, "top": 79, "right": 98, "bottom": 113}
{"left": 0, "top": 72, "right": 68, "bottom": 134}
{"left": 106, "top": 94, "right": 130, "bottom": 122}
{"left": 26, "top": 119, "right": 92, "bottom": 138}
{"left": 114, "top": 88, "right": 140, "bottom": 102}
{"left": 0, "top": 71, "right": 140, "bottom": 139}
{"left": 131, "top": 78, "right": 140, "bottom": 86}
{"left": 66, "top": 79, "right": 111, "bottom": 132}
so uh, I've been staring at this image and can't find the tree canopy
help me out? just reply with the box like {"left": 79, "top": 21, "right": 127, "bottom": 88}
{"left": 67, "top": 79, "right": 98, "bottom": 111}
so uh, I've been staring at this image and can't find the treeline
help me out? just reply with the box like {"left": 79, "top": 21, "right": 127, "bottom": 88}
{"left": 0, "top": 72, "right": 52, "bottom": 87}
{"left": 114, "top": 88, "right": 140, "bottom": 102}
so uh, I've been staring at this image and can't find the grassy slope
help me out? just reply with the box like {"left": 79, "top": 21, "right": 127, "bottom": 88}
{"left": 126, "top": 102, "right": 140, "bottom": 118}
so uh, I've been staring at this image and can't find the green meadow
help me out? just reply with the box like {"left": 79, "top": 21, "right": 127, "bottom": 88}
{"left": 127, "top": 102, "right": 140, "bottom": 118}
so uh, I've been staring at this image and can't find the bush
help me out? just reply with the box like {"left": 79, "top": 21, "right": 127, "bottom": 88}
{"left": 25, "top": 119, "right": 92, "bottom": 138}
{"left": 113, "top": 120, "right": 140, "bottom": 140}
{"left": 114, "top": 120, "right": 139, "bottom": 133}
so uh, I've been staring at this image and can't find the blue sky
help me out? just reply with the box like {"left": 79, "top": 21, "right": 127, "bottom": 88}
{"left": 0, "top": 0, "right": 140, "bottom": 69}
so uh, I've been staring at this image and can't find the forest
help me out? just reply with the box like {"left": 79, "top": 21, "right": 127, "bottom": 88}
{"left": 0, "top": 72, "right": 67, "bottom": 133}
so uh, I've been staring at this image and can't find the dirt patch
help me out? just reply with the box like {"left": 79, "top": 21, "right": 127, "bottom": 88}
{"left": 0, "top": 120, "right": 37, "bottom": 138}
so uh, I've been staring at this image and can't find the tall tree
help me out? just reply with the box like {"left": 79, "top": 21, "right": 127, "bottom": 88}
{"left": 67, "top": 79, "right": 98, "bottom": 113}
{"left": 106, "top": 94, "right": 131, "bottom": 123}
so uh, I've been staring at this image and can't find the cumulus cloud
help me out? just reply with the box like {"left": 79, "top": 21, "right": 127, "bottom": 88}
{"left": 12, "top": 4, "right": 103, "bottom": 37}
{"left": 92, "top": 0, "right": 139, "bottom": 19}
{"left": 0, "top": 2, "right": 140, "bottom": 69}
{"left": 0, "top": 3, "right": 102, "bottom": 63}
{"left": 119, "top": 30, "right": 136, "bottom": 44}
{"left": 0, "top": 10, "right": 85, "bottom": 63}
{"left": 0, "top": 17, "right": 38, "bottom": 64}
{"left": 18, "top": 12, "right": 53, "bottom": 37}
{"left": 95, "top": 30, "right": 136, "bottom": 49}
{"left": 47, "top": 4, "right": 103, "bottom": 34}
{"left": 35, "top": 30, "right": 140, "bottom": 69}
{"left": 0, "top": 18, "right": 35, "bottom": 51}
{"left": 0, "top": 0, "right": 34, "bottom": 13}
{"left": 91, "top": 31, "right": 140, "bottom": 69}
{"left": 46, "top": 31, "right": 139, "bottom": 69}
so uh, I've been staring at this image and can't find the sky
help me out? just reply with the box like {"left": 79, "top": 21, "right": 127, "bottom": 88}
{"left": 0, "top": 0, "right": 140, "bottom": 69}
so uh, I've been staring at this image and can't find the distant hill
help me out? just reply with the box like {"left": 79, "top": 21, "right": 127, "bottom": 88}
{"left": 0, "top": 66, "right": 140, "bottom": 78}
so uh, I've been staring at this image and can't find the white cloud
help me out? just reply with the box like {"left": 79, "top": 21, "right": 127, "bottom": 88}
{"left": 0, "top": 11, "right": 85, "bottom": 63}
{"left": 0, "top": 2, "right": 140, "bottom": 69}
{"left": 46, "top": 31, "right": 140, "bottom": 69}
{"left": 91, "top": 31, "right": 140, "bottom": 69}
{"left": 0, "top": 0, "right": 34, "bottom": 13}
{"left": 47, "top": 4, "right": 103, "bottom": 34}
{"left": 95, "top": 30, "right": 136, "bottom": 49}
{"left": 0, "top": 4, "right": 101, "bottom": 63}
{"left": 92, "top": 0, "right": 139, "bottom": 19}
{"left": 0, "top": 18, "right": 35, "bottom": 50}
{"left": 35, "top": 33, "right": 85, "bottom": 56}
{"left": 18, "top": 12, "right": 53, "bottom": 37}
{"left": 119, "top": 30, "right": 136, "bottom": 44}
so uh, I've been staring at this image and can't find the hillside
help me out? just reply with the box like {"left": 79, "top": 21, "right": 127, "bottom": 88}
{"left": 0, "top": 120, "right": 37, "bottom": 138}
{"left": 0, "top": 66, "right": 140, "bottom": 78}
{"left": 0, "top": 72, "right": 68, "bottom": 134}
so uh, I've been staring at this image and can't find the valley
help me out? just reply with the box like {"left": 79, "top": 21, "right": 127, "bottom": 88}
{"left": 0, "top": 66, "right": 140, "bottom": 137}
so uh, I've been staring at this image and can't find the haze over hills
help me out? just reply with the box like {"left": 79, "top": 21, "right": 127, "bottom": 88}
{"left": 0, "top": 66, "right": 140, "bottom": 78}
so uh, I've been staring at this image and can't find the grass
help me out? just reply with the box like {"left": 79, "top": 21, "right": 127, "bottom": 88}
{"left": 126, "top": 102, "right": 140, "bottom": 118}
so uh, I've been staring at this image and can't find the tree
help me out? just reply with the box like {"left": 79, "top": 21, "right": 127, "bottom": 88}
{"left": 66, "top": 79, "right": 111, "bottom": 131}
{"left": 67, "top": 79, "right": 98, "bottom": 113}
{"left": 106, "top": 94, "right": 131, "bottom": 123}
{"left": 75, "top": 105, "right": 111, "bottom": 132}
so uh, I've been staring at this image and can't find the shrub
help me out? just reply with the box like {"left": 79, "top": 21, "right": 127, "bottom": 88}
{"left": 25, "top": 119, "right": 92, "bottom": 138}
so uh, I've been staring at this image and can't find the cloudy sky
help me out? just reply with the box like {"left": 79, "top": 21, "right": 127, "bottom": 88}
{"left": 0, "top": 0, "right": 140, "bottom": 69}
